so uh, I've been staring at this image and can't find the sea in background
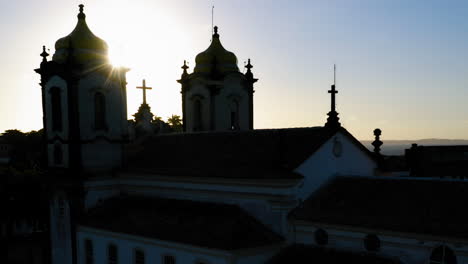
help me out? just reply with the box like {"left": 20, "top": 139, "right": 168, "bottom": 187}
{"left": 361, "top": 139, "right": 468, "bottom": 156}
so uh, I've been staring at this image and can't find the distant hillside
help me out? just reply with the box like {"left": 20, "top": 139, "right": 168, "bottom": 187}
{"left": 361, "top": 139, "right": 468, "bottom": 156}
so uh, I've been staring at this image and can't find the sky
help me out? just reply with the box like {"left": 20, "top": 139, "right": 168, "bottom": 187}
{"left": 1, "top": 0, "right": 467, "bottom": 140}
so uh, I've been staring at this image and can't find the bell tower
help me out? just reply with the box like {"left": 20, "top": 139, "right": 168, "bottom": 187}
{"left": 35, "top": 5, "right": 129, "bottom": 172}
{"left": 178, "top": 26, "right": 258, "bottom": 132}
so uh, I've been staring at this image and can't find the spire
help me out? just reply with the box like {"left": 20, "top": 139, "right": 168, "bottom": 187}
{"left": 244, "top": 58, "right": 258, "bottom": 83}
{"left": 325, "top": 65, "right": 341, "bottom": 128}
{"left": 181, "top": 60, "right": 189, "bottom": 79}
{"left": 372, "top": 128, "right": 383, "bottom": 155}
{"left": 40, "top": 45, "right": 49, "bottom": 63}
{"left": 78, "top": 4, "right": 86, "bottom": 20}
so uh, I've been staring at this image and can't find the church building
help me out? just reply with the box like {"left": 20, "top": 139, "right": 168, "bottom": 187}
{"left": 36, "top": 5, "right": 468, "bottom": 264}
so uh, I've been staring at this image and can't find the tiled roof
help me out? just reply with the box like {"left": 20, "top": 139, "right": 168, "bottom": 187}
{"left": 267, "top": 244, "right": 401, "bottom": 264}
{"left": 126, "top": 127, "right": 372, "bottom": 179}
{"left": 80, "top": 196, "right": 283, "bottom": 250}
{"left": 290, "top": 176, "right": 468, "bottom": 239}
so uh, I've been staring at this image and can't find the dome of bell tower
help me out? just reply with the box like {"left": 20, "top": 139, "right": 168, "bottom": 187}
{"left": 194, "top": 26, "right": 239, "bottom": 75}
{"left": 52, "top": 5, "right": 109, "bottom": 65}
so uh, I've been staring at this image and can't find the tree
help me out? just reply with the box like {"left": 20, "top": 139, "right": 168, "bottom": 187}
{"left": 167, "top": 115, "right": 183, "bottom": 132}
{"left": 1, "top": 129, "right": 44, "bottom": 170}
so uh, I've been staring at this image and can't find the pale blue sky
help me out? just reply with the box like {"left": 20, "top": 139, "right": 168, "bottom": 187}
{"left": 1, "top": 0, "right": 467, "bottom": 140}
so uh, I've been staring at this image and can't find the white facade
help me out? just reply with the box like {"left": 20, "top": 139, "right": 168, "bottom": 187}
{"left": 78, "top": 131, "right": 379, "bottom": 263}
{"left": 77, "top": 227, "right": 281, "bottom": 264}
{"left": 183, "top": 73, "right": 251, "bottom": 132}
{"left": 293, "top": 222, "right": 468, "bottom": 264}
{"left": 295, "top": 131, "right": 376, "bottom": 200}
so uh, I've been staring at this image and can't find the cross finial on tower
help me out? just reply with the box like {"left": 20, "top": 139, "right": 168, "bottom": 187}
{"left": 136, "top": 79, "right": 152, "bottom": 105}
{"left": 325, "top": 65, "right": 341, "bottom": 128}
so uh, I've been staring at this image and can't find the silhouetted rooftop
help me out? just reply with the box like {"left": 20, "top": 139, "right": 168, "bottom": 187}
{"left": 406, "top": 144, "right": 468, "bottom": 178}
{"left": 80, "top": 195, "right": 283, "bottom": 250}
{"left": 290, "top": 176, "right": 468, "bottom": 240}
{"left": 126, "top": 127, "right": 373, "bottom": 179}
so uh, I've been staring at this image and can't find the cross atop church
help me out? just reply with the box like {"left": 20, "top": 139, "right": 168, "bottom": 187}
{"left": 137, "top": 79, "right": 152, "bottom": 105}
{"left": 325, "top": 64, "right": 341, "bottom": 128}
{"left": 328, "top": 64, "right": 338, "bottom": 112}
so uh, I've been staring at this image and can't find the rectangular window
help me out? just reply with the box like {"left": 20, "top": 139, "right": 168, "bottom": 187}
{"left": 85, "top": 239, "right": 94, "bottom": 264}
{"left": 163, "top": 255, "right": 175, "bottom": 264}
{"left": 134, "top": 249, "right": 145, "bottom": 264}
{"left": 108, "top": 244, "right": 118, "bottom": 264}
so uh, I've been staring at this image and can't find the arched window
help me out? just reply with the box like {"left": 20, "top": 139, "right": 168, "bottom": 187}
{"left": 94, "top": 92, "right": 107, "bottom": 130}
{"left": 108, "top": 244, "right": 118, "bottom": 264}
{"left": 193, "top": 99, "right": 202, "bottom": 131}
{"left": 134, "top": 249, "right": 145, "bottom": 264}
{"left": 53, "top": 144, "right": 63, "bottom": 165}
{"left": 430, "top": 246, "right": 457, "bottom": 264}
{"left": 85, "top": 239, "right": 94, "bottom": 264}
{"left": 50, "top": 87, "right": 62, "bottom": 131}
{"left": 230, "top": 100, "right": 239, "bottom": 130}
{"left": 314, "top": 228, "right": 328, "bottom": 246}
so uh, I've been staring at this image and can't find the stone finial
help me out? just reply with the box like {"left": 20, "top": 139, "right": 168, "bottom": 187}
{"left": 181, "top": 60, "right": 189, "bottom": 79}
{"left": 40, "top": 45, "right": 49, "bottom": 63}
{"left": 213, "top": 26, "right": 219, "bottom": 38}
{"left": 78, "top": 4, "right": 86, "bottom": 19}
{"left": 372, "top": 128, "right": 383, "bottom": 155}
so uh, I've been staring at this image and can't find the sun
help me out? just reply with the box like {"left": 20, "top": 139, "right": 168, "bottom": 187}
{"left": 87, "top": 1, "right": 190, "bottom": 120}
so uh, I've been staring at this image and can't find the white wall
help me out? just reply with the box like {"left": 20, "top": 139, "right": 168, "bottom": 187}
{"left": 184, "top": 73, "right": 250, "bottom": 132}
{"left": 77, "top": 68, "right": 127, "bottom": 171}
{"left": 184, "top": 80, "right": 211, "bottom": 132}
{"left": 295, "top": 131, "right": 377, "bottom": 200}
{"left": 84, "top": 176, "right": 299, "bottom": 236}
{"left": 294, "top": 223, "right": 468, "bottom": 264}
{"left": 214, "top": 73, "right": 249, "bottom": 131}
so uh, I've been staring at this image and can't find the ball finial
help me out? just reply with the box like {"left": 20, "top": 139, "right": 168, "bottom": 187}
{"left": 373, "top": 128, "right": 382, "bottom": 137}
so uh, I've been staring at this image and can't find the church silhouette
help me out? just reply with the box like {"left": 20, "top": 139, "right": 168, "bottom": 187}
{"left": 33, "top": 5, "right": 468, "bottom": 264}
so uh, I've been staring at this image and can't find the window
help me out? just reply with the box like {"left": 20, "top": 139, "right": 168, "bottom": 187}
{"left": 163, "top": 255, "right": 175, "bottom": 264}
{"left": 85, "top": 239, "right": 94, "bottom": 264}
{"left": 230, "top": 100, "right": 239, "bottom": 130}
{"left": 314, "top": 228, "right": 328, "bottom": 246}
{"left": 50, "top": 87, "right": 62, "bottom": 131}
{"left": 430, "top": 246, "right": 457, "bottom": 264}
{"left": 94, "top": 92, "right": 107, "bottom": 130}
{"left": 108, "top": 244, "right": 118, "bottom": 264}
{"left": 58, "top": 199, "right": 65, "bottom": 217}
{"left": 134, "top": 249, "right": 144, "bottom": 264}
{"left": 193, "top": 99, "right": 202, "bottom": 131}
{"left": 363, "top": 234, "right": 381, "bottom": 252}
{"left": 53, "top": 144, "right": 63, "bottom": 165}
